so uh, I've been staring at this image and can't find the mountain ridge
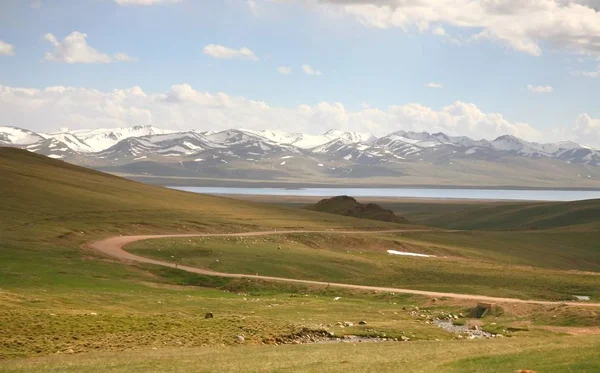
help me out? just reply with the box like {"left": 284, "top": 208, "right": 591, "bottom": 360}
{"left": 1, "top": 125, "right": 599, "bottom": 187}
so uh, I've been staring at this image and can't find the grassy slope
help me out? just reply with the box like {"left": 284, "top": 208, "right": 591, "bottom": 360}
{"left": 0, "top": 148, "right": 402, "bottom": 243}
{"left": 379, "top": 199, "right": 600, "bottom": 230}
{"left": 128, "top": 233, "right": 600, "bottom": 300}
{"left": 1, "top": 148, "right": 599, "bottom": 370}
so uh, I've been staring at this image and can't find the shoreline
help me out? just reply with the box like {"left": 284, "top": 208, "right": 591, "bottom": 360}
{"left": 121, "top": 175, "right": 600, "bottom": 192}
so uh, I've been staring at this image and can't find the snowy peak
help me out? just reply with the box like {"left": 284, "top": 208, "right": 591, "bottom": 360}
{"left": 0, "top": 126, "right": 45, "bottom": 145}
{"left": 66, "top": 125, "right": 175, "bottom": 152}
{"left": 322, "top": 129, "right": 375, "bottom": 144}
{"left": 1, "top": 125, "right": 599, "bottom": 167}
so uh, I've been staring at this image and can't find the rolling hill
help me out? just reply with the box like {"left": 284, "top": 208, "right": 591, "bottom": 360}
{"left": 379, "top": 198, "right": 600, "bottom": 231}
{"left": 0, "top": 147, "right": 402, "bottom": 244}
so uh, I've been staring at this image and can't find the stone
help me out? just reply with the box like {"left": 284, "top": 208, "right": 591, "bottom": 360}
{"left": 400, "top": 336, "right": 410, "bottom": 342}
{"left": 358, "top": 320, "right": 367, "bottom": 325}
{"left": 236, "top": 335, "right": 245, "bottom": 343}
{"left": 205, "top": 312, "right": 214, "bottom": 319}
{"left": 514, "top": 371, "right": 537, "bottom": 373}
{"left": 343, "top": 321, "right": 354, "bottom": 327}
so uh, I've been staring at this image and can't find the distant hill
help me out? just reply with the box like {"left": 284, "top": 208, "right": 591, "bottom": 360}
{"left": 380, "top": 199, "right": 600, "bottom": 231}
{"left": 305, "top": 196, "right": 409, "bottom": 224}
{"left": 0, "top": 148, "right": 401, "bottom": 242}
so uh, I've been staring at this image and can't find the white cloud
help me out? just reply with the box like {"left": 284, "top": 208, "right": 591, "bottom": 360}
{"left": 425, "top": 82, "right": 443, "bottom": 89}
{"left": 573, "top": 113, "right": 600, "bottom": 147}
{"left": 43, "top": 32, "right": 137, "bottom": 64}
{"left": 0, "top": 40, "right": 15, "bottom": 56}
{"left": 316, "top": 0, "right": 600, "bottom": 56}
{"left": 203, "top": 44, "right": 259, "bottom": 61}
{"left": 302, "top": 64, "right": 323, "bottom": 76}
{"left": 527, "top": 84, "right": 553, "bottom": 93}
{"left": 0, "top": 83, "right": 565, "bottom": 146}
{"left": 114, "top": 52, "right": 138, "bottom": 63}
{"left": 277, "top": 66, "right": 292, "bottom": 74}
{"left": 114, "top": 0, "right": 181, "bottom": 5}
{"left": 432, "top": 27, "right": 446, "bottom": 36}
{"left": 247, "top": 0, "right": 259, "bottom": 16}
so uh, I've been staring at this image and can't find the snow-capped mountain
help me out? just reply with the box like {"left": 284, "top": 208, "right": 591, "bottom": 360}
{"left": 1, "top": 126, "right": 599, "bottom": 171}
{"left": 0, "top": 126, "right": 45, "bottom": 146}
{"left": 49, "top": 125, "right": 174, "bottom": 153}
{"left": 243, "top": 129, "right": 374, "bottom": 149}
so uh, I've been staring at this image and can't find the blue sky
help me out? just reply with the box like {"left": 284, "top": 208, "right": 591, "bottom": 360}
{"left": 1, "top": 0, "right": 600, "bottom": 147}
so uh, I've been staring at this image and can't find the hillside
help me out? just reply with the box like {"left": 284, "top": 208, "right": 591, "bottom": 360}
{"left": 305, "top": 195, "right": 409, "bottom": 223}
{"left": 0, "top": 148, "right": 403, "bottom": 243}
{"left": 378, "top": 199, "right": 600, "bottom": 231}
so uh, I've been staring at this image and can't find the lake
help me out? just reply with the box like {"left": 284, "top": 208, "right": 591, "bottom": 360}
{"left": 168, "top": 187, "right": 600, "bottom": 202}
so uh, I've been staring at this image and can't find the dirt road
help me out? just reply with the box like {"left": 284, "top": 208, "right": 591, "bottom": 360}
{"left": 89, "top": 230, "right": 600, "bottom": 307}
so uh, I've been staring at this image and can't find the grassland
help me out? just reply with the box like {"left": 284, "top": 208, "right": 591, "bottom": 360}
{"left": 1, "top": 147, "right": 600, "bottom": 372}
{"left": 127, "top": 232, "right": 600, "bottom": 300}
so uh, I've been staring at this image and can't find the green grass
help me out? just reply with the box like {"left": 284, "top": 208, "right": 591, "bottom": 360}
{"left": 127, "top": 233, "right": 600, "bottom": 301}
{"left": 1, "top": 148, "right": 600, "bottom": 371}
{"left": 378, "top": 199, "right": 600, "bottom": 231}
{"left": 0, "top": 148, "right": 403, "bottom": 245}
{"left": 2, "top": 336, "right": 600, "bottom": 372}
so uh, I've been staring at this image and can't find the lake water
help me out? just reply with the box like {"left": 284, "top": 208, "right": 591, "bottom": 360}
{"left": 168, "top": 186, "right": 600, "bottom": 202}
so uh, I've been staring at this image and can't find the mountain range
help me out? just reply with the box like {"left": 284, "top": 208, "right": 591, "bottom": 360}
{"left": 1, "top": 125, "right": 599, "bottom": 187}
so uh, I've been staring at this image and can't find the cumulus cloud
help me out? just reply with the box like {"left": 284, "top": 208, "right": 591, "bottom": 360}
{"left": 203, "top": 44, "right": 259, "bottom": 61}
{"left": 0, "top": 40, "right": 15, "bottom": 56}
{"left": 114, "top": 0, "right": 181, "bottom": 5}
{"left": 315, "top": 0, "right": 600, "bottom": 56}
{"left": 302, "top": 64, "right": 323, "bottom": 75}
{"left": 0, "top": 83, "right": 569, "bottom": 146}
{"left": 43, "top": 32, "right": 137, "bottom": 64}
{"left": 573, "top": 113, "right": 600, "bottom": 147}
{"left": 425, "top": 82, "right": 443, "bottom": 89}
{"left": 527, "top": 84, "right": 553, "bottom": 93}
{"left": 277, "top": 66, "right": 292, "bottom": 74}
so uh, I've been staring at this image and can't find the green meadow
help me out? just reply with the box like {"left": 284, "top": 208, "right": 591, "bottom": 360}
{"left": 1, "top": 147, "right": 599, "bottom": 372}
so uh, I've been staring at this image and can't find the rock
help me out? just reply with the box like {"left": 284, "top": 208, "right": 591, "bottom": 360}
{"left": 205, "top": 312, "right": 214, "bottom": 319}
{"left": 400, "top": 336, "right": 410, "bottom": 342}
{"left": 358, "top": 320, "right": 367, "bottom": 325}
{"left": 336, "top": 322, "right": 343, "bottom": 326}
{"left": 343, "top": 321, "right": 354, "bottom": 327}
{"left": 236, "top": 335, "right": 245, "bottom": 343}
{"left": 334, "top": 297, "right": 341, "bottom": 301}
{"left": 66, "top": 349, "right": 74, "bottom": 354}
{"left": 468, "top": 325, "right": 479, "bottom": 331}
{"left": 514, "top": 371, "right": 537, "bottom": 373}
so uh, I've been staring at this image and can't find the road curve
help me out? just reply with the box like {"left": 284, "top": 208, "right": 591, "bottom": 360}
{"left": 89, "top": 230, "right": 600, "bottom": 307}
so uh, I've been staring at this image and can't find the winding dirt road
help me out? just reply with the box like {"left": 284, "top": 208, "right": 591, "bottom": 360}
{"left": 89, "top": 230, "right": 600, "bottom": 307}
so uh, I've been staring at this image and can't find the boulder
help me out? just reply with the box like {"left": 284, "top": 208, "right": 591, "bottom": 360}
{"left": 358, "top": 320, "right": 367, "bottom": 325}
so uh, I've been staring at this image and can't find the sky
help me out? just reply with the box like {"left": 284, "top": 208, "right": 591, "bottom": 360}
{"left": 1, "top": 0, "right": 600, "bottom": 147}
